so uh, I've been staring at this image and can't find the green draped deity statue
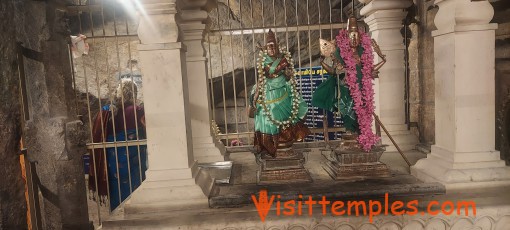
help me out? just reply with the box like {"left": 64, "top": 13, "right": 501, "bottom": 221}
{"left": 312, "top": 17, "right": 386, "bottom": 151}
{"left": 249, "top": 30, "right": 310, "bottom": 158}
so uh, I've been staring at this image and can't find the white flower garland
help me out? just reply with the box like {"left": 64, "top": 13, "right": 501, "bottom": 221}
{"left": 256, "top": 46, "right": 300, "bottom": 129}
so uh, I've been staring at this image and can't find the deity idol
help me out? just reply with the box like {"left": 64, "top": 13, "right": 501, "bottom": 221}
{"left": 249, "top": 29, "right": 310, "bottom": 158}
{"left": 312, "top": 17, "right": 386, "bottom": 152}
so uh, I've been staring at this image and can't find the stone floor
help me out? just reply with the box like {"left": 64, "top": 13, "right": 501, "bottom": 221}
{"left": 100, "top": 184, "right": 510, "bottom": 230}
{"left": 210, "top": 149, "right": 444, "bottom": 208}
{"left": 95, "top": 148, "right": 510, "bottom": 229}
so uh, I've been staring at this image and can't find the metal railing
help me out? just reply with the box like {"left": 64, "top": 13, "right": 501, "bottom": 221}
{"left": 67, "top": 1, "right": 146, "bottom": 228}
{"left": 17, "top": 0, "right": 388, "bottom": 228}
{"left": 206, "top": 0, "right": 354, "bottom": 147}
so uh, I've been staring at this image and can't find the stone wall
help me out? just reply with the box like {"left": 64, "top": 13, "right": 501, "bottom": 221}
{"left": 205, "top": 0, "right": 349, "bottom": 105}
{"left": 72, "top": 37, "right": 140, "bottom": 142}
{"left": 15, "top": 1, "right": 92, "bottom": 228}
{"left": 493, "top": 0, "right": 510, "bottom": 165}
{"left": 68, "top": 7, "right": 141, "bottom": 143}
{"left": 0, "top": 0, "right": 27, "bottom": 229}
{"left": 407, "top": 0, "right": 437, "bottom": 146}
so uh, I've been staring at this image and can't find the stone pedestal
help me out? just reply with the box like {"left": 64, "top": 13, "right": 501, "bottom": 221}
{"left": 360, "top": 0, "right": 418, "bottom": 151}
{"left": 181, "top": 4, "right": 225, "bottom": 163}
{"left": 256, "top": 149, "right": 312, "bottom": 185}
{"left": 322, "top": 134, "right": 390, "bottom": 181}
{"left": 125, "top": 0, "right": 210, "bottom": 214}
{"left": 411, "top": 0, "right": 510, "bottom": 189}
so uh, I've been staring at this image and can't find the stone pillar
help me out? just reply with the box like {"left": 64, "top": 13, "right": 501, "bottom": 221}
{"left": 411, "top": 0, "right": 510, "bottom": 189}
{"left": 125, "top": 0, "right": 210, "bottom": 213}
{"left": 360, "top": 0, "right": 418, "bottom": 151}
{"left": 180, "top": 1, "right": 225, "bottom": 163}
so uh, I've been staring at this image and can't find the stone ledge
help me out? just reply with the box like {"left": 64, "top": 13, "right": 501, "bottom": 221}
{"left": 138, "top": 42, "right": 185, "bottom": 51}
{"left": 412, "top": 156, "right": 510, "bottom": 190}
{"left": 209, "top": 174, "right": 445, "bottom": 208}
{"left": 381, "top": 131, "right": 419, "bottom": 152}
{"left": 432, "top": 24, "right": 498, "bottom": 37}
{"left": 102, "top": 198, "right": 510, "bottom": 230}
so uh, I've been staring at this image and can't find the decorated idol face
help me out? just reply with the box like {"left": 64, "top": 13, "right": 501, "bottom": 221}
{"left": 266, "top": 42, "right": 279, "bottom": 57}
{"left": 348, "top": 30, "right": 360, "bottom": 48}
{"left": 319, "top": 38, "right": 336, "bottom": 57}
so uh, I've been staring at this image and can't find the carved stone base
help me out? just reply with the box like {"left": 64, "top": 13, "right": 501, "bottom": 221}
{"left": 256, "top": 148, "right": 312, "bottom": 185}
{"left": 322, "top": 145, "right": 391, "bottom": 181}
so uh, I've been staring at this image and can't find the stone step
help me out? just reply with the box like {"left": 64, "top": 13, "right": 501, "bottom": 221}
{"left": 123, "top": 199, "right": 209, "bottom": 216}
{"left": 128, "top": 184, "right": 206, "bottom": 204}
{"left": 141, "top": 178, "right": 197, "bottom": 188}
{"left": 381, "top": 129, "right": 415, "bottom": 136}
{"left": 382, "top": 132, "right": 419, "bottom": 152}
{"left": 385, "top": 144, "right": 417, "bottom": 152}
{"left": 381, "top": 132, "right": 419, "bottom": 143}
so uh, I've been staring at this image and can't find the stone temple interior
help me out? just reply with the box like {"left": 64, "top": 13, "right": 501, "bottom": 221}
{"left": 1, "top": 0, "right": 510, "bottom": 229}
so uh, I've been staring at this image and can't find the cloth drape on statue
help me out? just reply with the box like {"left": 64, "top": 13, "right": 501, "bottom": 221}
{"left": 311, "top": 46, "right": 364, "bottom": 133}
{"left": 311, "top": 75, "right": 338, "bottom": 113}
{"left": 250, "top": 55, "right": 310, "bottom": 155}
{"left": 251, "top": 76, "right": 309, "bottom": 135}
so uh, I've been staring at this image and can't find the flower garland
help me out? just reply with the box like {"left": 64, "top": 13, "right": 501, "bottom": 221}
{"left": 336, "top": 29, "right": 379, "bottom": 151}
{"left": 256, "top": 46, "right": 300, "bottom": 129}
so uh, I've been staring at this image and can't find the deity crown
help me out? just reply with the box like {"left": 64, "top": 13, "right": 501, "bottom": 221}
{"left": 347, "top": 17, "right": 358, "bottom": 32}
{"left": 266, "top": 29, "right": 277, "bottom": 45}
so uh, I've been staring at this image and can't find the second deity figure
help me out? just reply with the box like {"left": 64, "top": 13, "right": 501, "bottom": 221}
{"left": 249, "top": 29, "right": 312, "bottom": 184}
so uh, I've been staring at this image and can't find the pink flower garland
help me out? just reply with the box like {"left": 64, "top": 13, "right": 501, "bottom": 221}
{"left": 336, "top": 29, "right": 379, "bottom": 151}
